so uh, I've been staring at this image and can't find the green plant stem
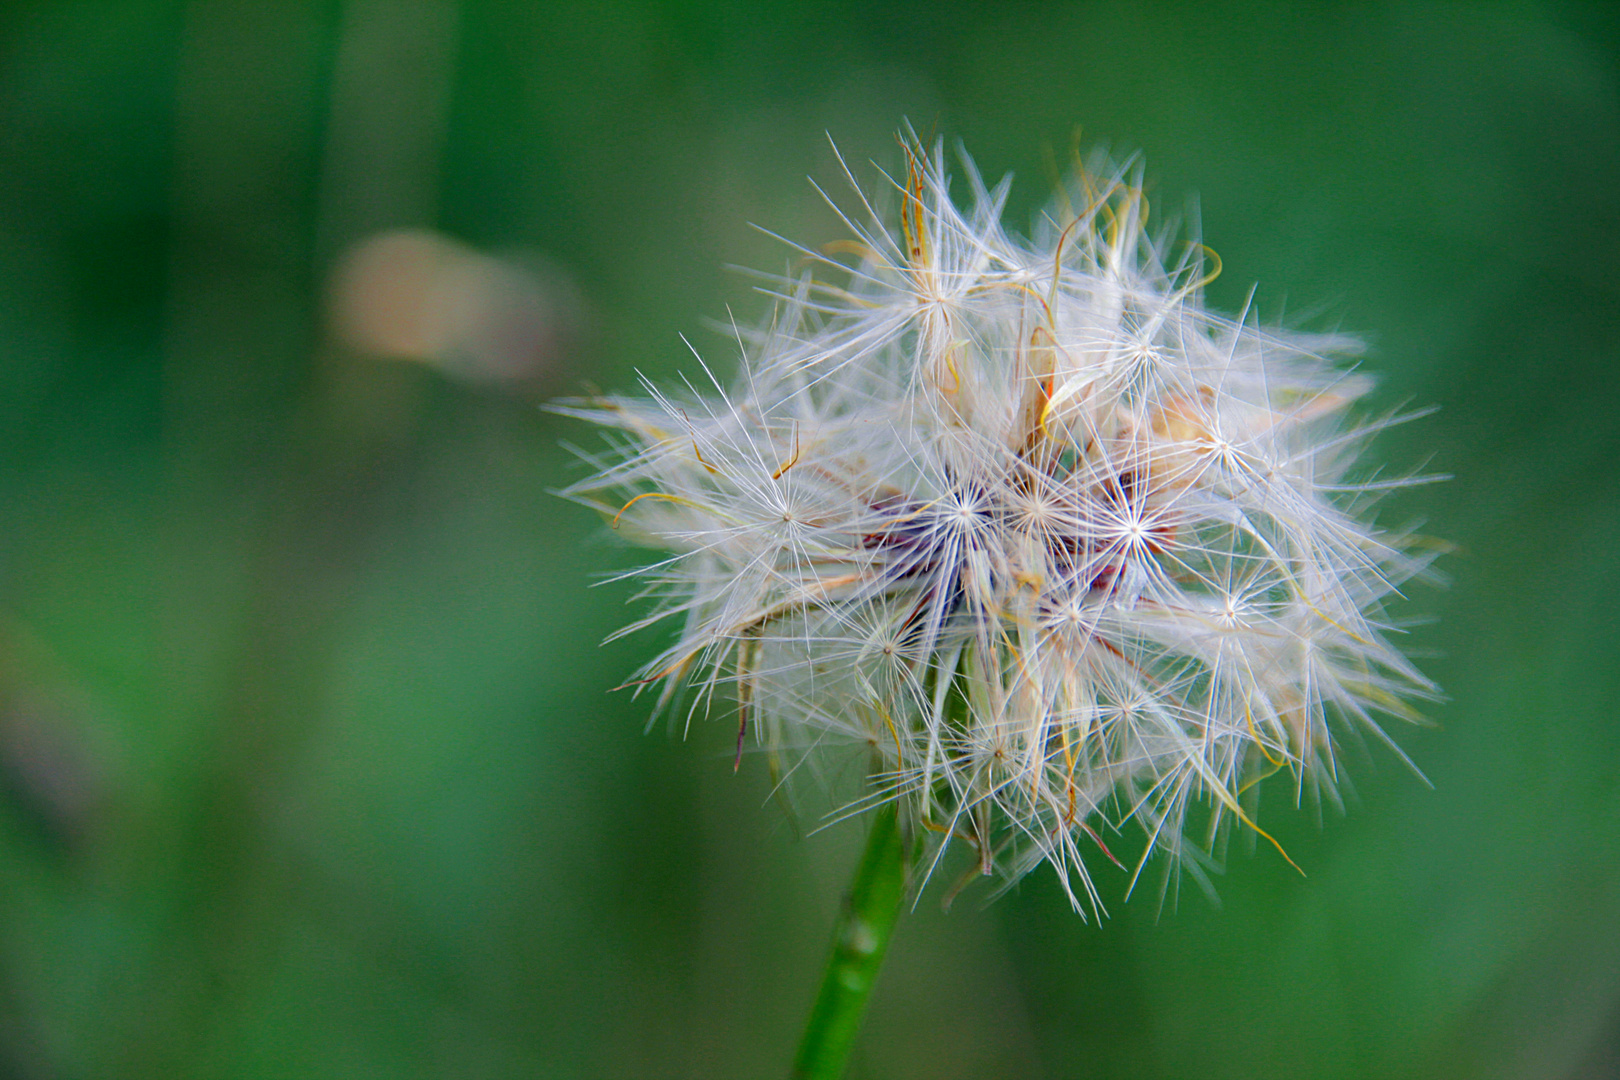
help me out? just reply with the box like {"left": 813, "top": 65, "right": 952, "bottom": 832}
{"left": 790, "top": 801, "right": 908, "bottom": 1080}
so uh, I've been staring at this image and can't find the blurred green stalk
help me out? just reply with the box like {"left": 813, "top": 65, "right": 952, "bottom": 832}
{"left": 790, "top": 801, "right": 908, "bottom": 1080}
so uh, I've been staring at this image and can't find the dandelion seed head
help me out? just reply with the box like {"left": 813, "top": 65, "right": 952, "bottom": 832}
{"left": 554, "top": 129, "right": 1439, "bottom": 916}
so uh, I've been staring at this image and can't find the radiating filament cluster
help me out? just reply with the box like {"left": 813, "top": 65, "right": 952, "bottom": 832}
{"left": 556, "top": 134, "right": 1436, "bottom": 913}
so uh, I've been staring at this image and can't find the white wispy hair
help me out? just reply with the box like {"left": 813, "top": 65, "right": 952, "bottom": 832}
{"left": 554, "top": 131, "right": 1439, "bottom": 916}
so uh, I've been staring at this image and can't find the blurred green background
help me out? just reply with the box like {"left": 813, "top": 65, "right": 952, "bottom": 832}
{"left": 0, "top": 1, "right": 1616, "bottom": 1077}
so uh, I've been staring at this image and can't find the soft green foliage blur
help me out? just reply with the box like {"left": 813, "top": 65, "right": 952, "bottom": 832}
{"left": 0, "top": 2, "right": 1616, "bottom": 1077}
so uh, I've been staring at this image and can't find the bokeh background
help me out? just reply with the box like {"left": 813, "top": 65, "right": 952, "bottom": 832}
{"left": 0, "top": 1, "right": 1617, "bottom": 1077}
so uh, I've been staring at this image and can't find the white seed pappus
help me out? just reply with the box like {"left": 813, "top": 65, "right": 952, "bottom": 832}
{"left": 554, "top": 133, "right": 1439, "bottom": 915}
